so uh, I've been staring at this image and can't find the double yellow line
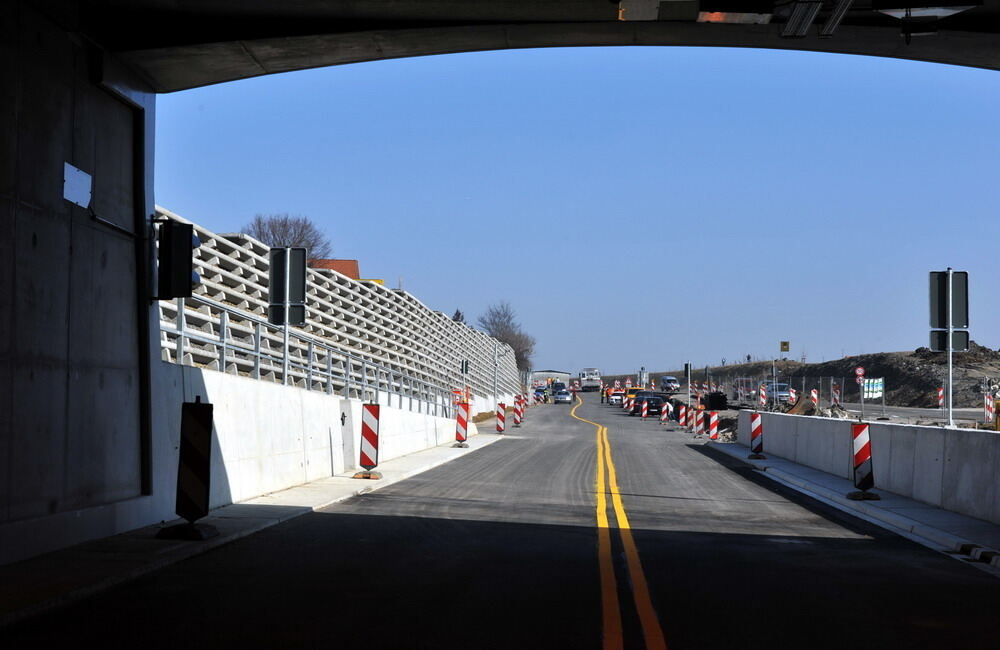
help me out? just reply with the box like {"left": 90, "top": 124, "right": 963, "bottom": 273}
{"left": 572, "top": 397, "right": 667, "bottom": 650}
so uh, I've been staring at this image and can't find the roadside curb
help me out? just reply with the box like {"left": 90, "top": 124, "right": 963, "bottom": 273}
{"left": 0, "top": 433, "right": 504, "bottom": 629}
{"left": 706, "top": 441, "right": 1000, "bottom": 573}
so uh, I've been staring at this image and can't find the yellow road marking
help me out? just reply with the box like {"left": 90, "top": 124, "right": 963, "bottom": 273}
{"left": 601, "top": 423, "right": 668, "bottom": 650}
{"left": 571, "top": 396, "right": 667, "bottom": 649}
{"left": 571, "top": 397, "right": 623, "bottom": 650}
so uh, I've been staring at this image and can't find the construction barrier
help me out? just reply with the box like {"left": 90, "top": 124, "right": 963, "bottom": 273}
{"left": 694, "top": 410, "right": 704, "bottom": 435}
{"left": 678, "top": 404, "right": 687, "bottom": 425}
{"left": 848, "top": 422, "right": 877, "bottom": 499}
{"left": 660, "top": 406, "right": 669, "bottom": 425}
{"left": 513, "top": 398, "right": 523, "bottom": 427}
{"left": 832, "top": 384, "right": 841, "bottom": 406}
{"left": 759, "top": 384, "right": 767, "bottom": 407}
{"left": 641, "top": 399, "right": 648, "bottom": 419}
{"left": 453, "top": 402, "right": 470, "bottom": 447}
{"left": 496, "top": 403, "right": 506, "bottom": 433}
{"left": 938, "top": 387, "right": 945, "bottom": 408}
{"left": 708, "top": 411, "right": 719, "bottom": 440}
{"left": 687, "top": 406, "right": 696, "bottom": 430}
{"left": 352, "top": 404, "right": 383, "bottom": 479}
{"left": 625, "top": 396, "right": 633, "bottom": 412}
{"left": 985, "top": 394, "right": 995, "bottom": 424}
{"left": 749, "top": 412, "right": 764, "bottom": 458}
{"left": 788, "top": 388, "right": 798, "bottom": 404}
{"left": 810, "top": 389, "right": 819, "bottom": 407}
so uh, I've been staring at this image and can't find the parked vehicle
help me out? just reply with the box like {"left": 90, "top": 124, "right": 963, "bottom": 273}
{"left": 554, "top": 389, "right": 573, "bottom": 404}
{"left": 608, "top": 390, "right": 625, "bottom": 405}
{"left": 629, "top": 396, "right": 665, "bottom": 416}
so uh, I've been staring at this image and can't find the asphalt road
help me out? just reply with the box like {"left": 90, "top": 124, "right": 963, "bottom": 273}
{"left": 4, "top": 397, "right": 999, "bottom": 649}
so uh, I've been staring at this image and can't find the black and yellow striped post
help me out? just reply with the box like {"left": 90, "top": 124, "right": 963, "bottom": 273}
{"left": 157, "top": 396, "right": 219, "bottom": 540}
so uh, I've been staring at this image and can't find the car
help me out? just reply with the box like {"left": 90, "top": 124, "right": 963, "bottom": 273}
{"left": 760, "top": 382, "right": 791, "bottom": 403}
{"left": 629, "top": 396, "right": 665, "bottom": 416}
{"left": 608, "top": 390, "right": 625, "bottom": 405}
{"left": 659, "top": 376, "right": 681, "bottom": 392}
{"left": 551, "top": 382, "right": 567, "bottom": 393}
{"left": 553, "top": 389, "right": 573, "bottom": 404}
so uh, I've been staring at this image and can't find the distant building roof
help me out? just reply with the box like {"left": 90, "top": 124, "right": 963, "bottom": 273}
{"left": 309, "top": 259, "right": 360, "bottom": 279}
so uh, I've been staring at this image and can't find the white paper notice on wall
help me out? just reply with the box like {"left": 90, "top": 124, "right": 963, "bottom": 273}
{"left": 63, "top": 162, "right": 92, "bottom": 208}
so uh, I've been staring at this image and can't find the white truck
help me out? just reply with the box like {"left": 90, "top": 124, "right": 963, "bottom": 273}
{"left": 579, "top": 368, "right": 602, "bottom": 392}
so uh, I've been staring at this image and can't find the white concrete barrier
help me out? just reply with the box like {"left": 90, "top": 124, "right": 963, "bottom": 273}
{"left": 737, "top": 411, "right": 1000, "bottom": 525}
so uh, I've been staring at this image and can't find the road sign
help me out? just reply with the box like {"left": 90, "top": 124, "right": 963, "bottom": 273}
{"left": 930, "top": 270, "right": 969, "bottom": 329}
{"left": 856, "top": 376, "right": 864, "bottom": 385}
{"left": 855, "top": 366, "right": 865, "bottom": 377}
{"left": 862, "top": 378, "right": 885, "bottom": 399}
{"left": 268, "top": 247, "right": 307, "bottom": 326}
{"left": 930, "top": 330, "right": 970, "bottom": 352}
{"left": 780, "top": 341, "right": 790, "bottom": 352}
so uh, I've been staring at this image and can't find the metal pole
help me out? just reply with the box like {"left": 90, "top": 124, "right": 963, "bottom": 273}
{"left": 772, "top": 358, "right": 777, "bottom": 410}
{"left": 861, "top": 379, "right": 866, "bottom": 420}
{"left": 176, "top": 296, "right": 187, "bottom": 365}
{"left": 882, "top": 379, "right": 886, "bottom": 417}
{"left": 281, "top": 248, "right": 291, "bottom": 386}
{"left": 947, "top": 267, "right": 954, "bottom": 427}
{"left": 493, "top": 340, "right": 499, "bottom": 413}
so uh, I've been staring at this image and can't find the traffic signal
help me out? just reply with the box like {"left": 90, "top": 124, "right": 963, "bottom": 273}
{"left": 683, "top": 363, "right": 691, "bottom": 380}
{"left": 460, "top": 360, "right": 470, "bottom": 374}
{"left": 157, "top": 220, "right": 200, "bottom": 299}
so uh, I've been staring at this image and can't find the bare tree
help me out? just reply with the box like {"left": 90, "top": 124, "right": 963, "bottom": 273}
{"left": 478, "top": 301, "right": 535, "bottom": 370}
{"left": 242, "top": 213, "right": 333, "bottom": 259}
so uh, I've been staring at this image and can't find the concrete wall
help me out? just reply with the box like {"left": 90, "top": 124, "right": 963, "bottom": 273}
{"left": 0, "top": 4, "right": 155, "bottom": 529}
{"left": 737, "top": 411, "right": 1000, "bottom": 525}
{"left": 1, "top": 361, "right": 472, "bottom": 564}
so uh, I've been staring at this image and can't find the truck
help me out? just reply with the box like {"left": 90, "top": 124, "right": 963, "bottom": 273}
{"left": 579, "top": 368, "right": 602, "bottom": 392}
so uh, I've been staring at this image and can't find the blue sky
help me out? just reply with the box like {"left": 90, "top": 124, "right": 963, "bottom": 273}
{"left": 155, "top": 46, "right": 1000, "bottom": 376}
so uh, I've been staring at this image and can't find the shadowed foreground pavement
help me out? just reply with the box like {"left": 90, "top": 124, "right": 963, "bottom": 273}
{"left": 3, "top": 398, "right": 998, "bottom": 649}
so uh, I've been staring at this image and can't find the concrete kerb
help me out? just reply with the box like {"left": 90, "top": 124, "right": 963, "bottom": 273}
{"left": 706, "top": 441, "right": 1000, "bottom": 576}
{"left": 0, "top": 433, "right": 504, "bottom": 629}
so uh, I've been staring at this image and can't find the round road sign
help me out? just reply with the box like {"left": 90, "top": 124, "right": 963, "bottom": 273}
{"left": 856, "top": 377, "right": 864, "bottom": 385}
{"left": 855, "top": 366, "right": 865, "bottom": 376}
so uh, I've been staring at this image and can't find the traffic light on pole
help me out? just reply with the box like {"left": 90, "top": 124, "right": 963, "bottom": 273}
{"left": 157, "top": 220, "right": 201, "bottom": 299}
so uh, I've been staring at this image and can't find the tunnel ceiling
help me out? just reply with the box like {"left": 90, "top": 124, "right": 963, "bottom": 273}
{"left": 38, "top": 0, "right": 1000, "bottom": 91}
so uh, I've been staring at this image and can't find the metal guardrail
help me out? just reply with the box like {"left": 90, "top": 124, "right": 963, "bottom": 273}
{"left": 159, "top": 295, "right": 455, "bottom": 418}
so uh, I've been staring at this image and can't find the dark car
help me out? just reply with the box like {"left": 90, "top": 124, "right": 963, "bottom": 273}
{"left": 629, "top": 396, "right": 665, "bottom": 416}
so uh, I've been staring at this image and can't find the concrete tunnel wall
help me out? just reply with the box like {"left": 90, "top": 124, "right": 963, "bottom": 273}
{"left": 737, "top": 411, "right": 1000, "bottom": 526}
{"left": 2, "top": 361, "right": 482, "bottom": 565}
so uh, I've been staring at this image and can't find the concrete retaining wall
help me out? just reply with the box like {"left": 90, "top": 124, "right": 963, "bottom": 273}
{"left": 737, "top": 411, "right": 1000, "bottom": 525}
{"left": 0, "top": 363, "right": 474, "bottom": 565}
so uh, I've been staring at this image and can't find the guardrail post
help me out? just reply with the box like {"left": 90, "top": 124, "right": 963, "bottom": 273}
{"left": 176, "top": 296, "right": 187, "bottom": 365}
{"left": 362, "top": 360, "right": 369, "bottom": 402}
{"left": 219, "top": 310, "right": 228, "bottom": 372}
{"left": 307, "top": 341, "right": 314, "bottom": 391}
{"left": 325, "top": 350, "right": 333, "bottom": 395}
{"left": 282, "top": 323, "right": 290, "bottom": 386}
{"left": 252, "top": 322, "right": 262, "bottom": 379}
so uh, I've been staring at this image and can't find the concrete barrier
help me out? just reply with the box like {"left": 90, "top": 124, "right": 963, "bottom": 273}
{"left": 737, "top": 411, "right": 1000, "bottom": 525}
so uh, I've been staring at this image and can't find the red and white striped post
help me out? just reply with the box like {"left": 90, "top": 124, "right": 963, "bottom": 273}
{"left": 353, "top": 404, "right": 382, "bottom": 479}
{"left": 810, "top": 389, "right": 819, "bottom": 407}
{"left": 788, "top": 387, "right": 798, "bottom": 404}
{"left": 453, "top": 402, "right": 470, "bottom": 448}
{"left": 641, "top": 399, "right": 649, "bottom": 419}
{"left": 847, "top": 423, "right": 879, "bottom": 500}
{"left": 625, "top": 396, "right": 633, "bottom": 412}
{"left": 513, "top": 397, "right": 523, "bottom": 427}
{"left": 749, "top": 412, "right": 765, "bottom": 458}
{"left": 708, "top": 411, "right": 719, "bottom": 440}
{"left": 661, "top": 405, "right": 670, "bottom": 425}
{"left": 694, "top": 410, "right": 704, "bottom": 435}
{"left": 937, "top": 387, "right": 945, "bottom": 408}
{"left": 687, "top": 407, "right": 696, "bottom": 430}
{"left": 496, "top": 403, "right": 506, "bottom": 433}
{"left": 678, "top": 404, "right": 687, "bottom": 426}
{"left": 759, "top": 384, "right": 768, "bottom": 408}
{"left": 832, "top": 384, "right": 841, "bottom": 406}
{"left": 985, "top": 394, "right": 995, "bottom": 424}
